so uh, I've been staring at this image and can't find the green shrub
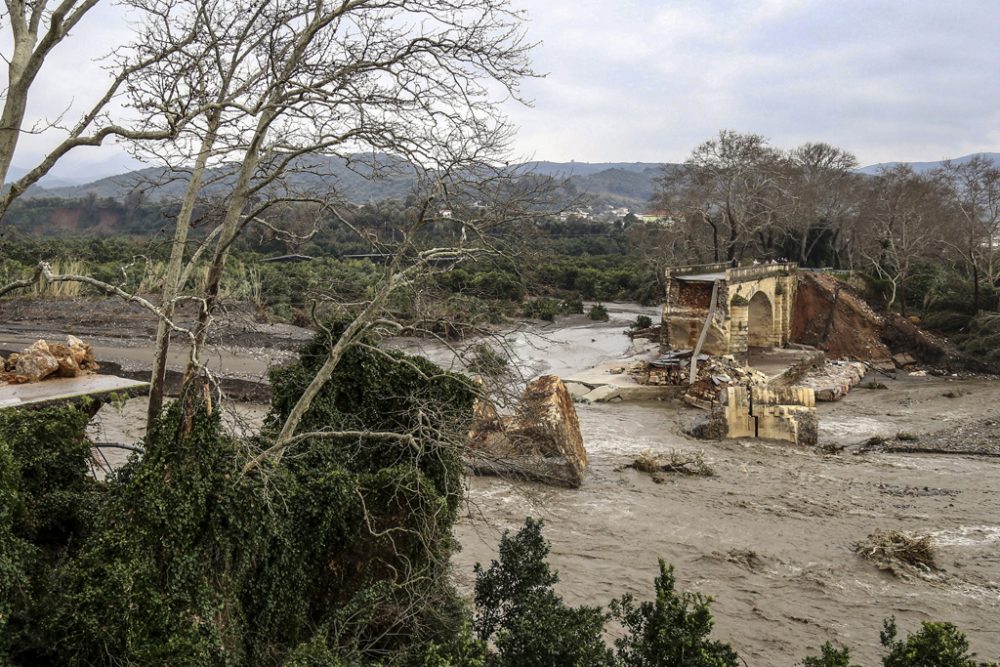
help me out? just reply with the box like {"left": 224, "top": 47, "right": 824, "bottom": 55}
{"left": 880, "top": 618, "right": 998, "bottom": 667}
{"left": 633, "top": 314, "right": 653, "bottom": 329}
{"left": 954, "top": 311, "right": 1000, "bottom": 364}
{"left": 611, "top": 560, "right": 739, "bottom": 667}
{"left": 523, "top": 298, "right": 561, "bottom": 322}
{"left": 466, "top": 343, "right": 509, "bottom": 378}
{"left": 560, "top": 294, "right": 585, "bottom": 315}
{"left": 1, "top": 330, "right": 477, "bottom": 666}
{"left": 729, "top": 294, "right": 749, "bottom": 307}
{"left": 0, "top": 406, "right": 98, "bottom": 663}
{"left": 588, "top": 303, "right": 610, "bottom": 321}
{"left": 800, "top": 643, "right": 859, "bottom": 667}
{"left": 474, "top": 518, "right": 614, "bottom": 667}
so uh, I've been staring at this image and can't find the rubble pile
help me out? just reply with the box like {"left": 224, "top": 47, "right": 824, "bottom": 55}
{"left": 467, "top": 375, "right": 589, "bottom": 488}
{"left": 797, "top": 360, "right": 867, "bottom": 401}
{"left": 628, "top": 350, "right": 767, "bottom": 410}
{"left": 1, "top": 336, "right": 99, "bottom": 384}
{"left": 772, "top": 355, "right": 868, "bottom": 402}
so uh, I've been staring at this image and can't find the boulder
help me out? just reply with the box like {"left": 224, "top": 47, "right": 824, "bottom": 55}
{"left": 67, "top": 335, "right": 98, "bottom": 369}
{"left": 467, "top": 375, "right": 589, "bottom": 488}
{"left": 14, "top": 340, "right": 60, "bottom": 383}
{"left": 580, "top": 384, "right": 621, "bottom": 404}
{"left": 48, "top": 342, "right": 81, "bottom": 377}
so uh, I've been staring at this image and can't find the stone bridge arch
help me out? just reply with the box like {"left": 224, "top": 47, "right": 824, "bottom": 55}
{"left": 746, "top": 291, "right": 775, "bottom": 348}
{"left": 661, "top": 262, "right": 797, "bottom": 359}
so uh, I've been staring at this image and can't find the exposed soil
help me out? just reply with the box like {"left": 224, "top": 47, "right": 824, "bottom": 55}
{"left": 792, "top": 272, "right": 892, "bottom": 362}
{"left": 791, "top": 272, "right": 988, "bottom": 373}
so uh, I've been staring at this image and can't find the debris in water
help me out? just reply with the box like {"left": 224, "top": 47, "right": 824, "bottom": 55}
{"left": 626, "top": 448, "right": 715, "bottom": 480}
{"left": 852, "top": 530, "right": 937, "bottom": 574}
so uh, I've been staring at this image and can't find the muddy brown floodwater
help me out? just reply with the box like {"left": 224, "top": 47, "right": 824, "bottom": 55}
{"left": 15, "top": 301, "right": 1000, "bottom": 665}
{"left": 449, "top": 305, "right": 1000, "bottom": 666}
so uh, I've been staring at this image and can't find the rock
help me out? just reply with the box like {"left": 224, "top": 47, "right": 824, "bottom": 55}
{"left": 47, "top": 342, "right": 81, "bottom": 377}
{"left": 580, "top": 384, "right": 621, "bottom": 404}
{"left": 14, "top": 340, "right": 60, "bottom": 383}
{"left": 909, "top": 370, "right": 928, "bottom": 377}
{"left": 686, "top": 410, "right": 727, "bottom": 440}
{"left": 815, "top": 388, "right": 839, "bottom": 402}
{"left": 893, "top": 353, "right": 917, "bottom": 368}
{"left": 467, "top": 375, "right": 589, "bottom": 488}
{"left": 563, "top": 381, "right": 593, "bottom": 400}
{"left": 67, "top": 335, "right": 98, "bottom": 370}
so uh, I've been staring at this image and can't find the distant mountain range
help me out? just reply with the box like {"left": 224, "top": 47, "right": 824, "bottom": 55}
{"left": 856, "top": 152, "right": 1000, "bottom": 175}
{"left": 9, "top": 152, "right": 1000, "bottom": 210}
{"left": 12, "top": 156, "right": 676, "bottom": 208}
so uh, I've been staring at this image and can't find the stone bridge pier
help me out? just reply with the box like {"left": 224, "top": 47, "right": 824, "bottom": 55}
{"left": 661, "top": 262, "right": 798, "bottom": 359}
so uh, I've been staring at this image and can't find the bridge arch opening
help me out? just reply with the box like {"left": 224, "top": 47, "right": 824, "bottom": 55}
{"left": 747, "top": 291, "right": 774, "bottom": 348}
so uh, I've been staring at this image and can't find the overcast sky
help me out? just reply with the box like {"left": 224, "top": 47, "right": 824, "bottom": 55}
{"left": 6, "top": 0, "right": 1000, "bottom": 177}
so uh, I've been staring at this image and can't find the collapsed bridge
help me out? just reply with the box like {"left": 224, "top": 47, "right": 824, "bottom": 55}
{"left": 661, "top": 261, "right": 798, "bottom": 359}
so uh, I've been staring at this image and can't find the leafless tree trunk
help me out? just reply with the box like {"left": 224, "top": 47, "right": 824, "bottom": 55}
{"left": 0, "top": 0, "right": 201, "bottom": 219}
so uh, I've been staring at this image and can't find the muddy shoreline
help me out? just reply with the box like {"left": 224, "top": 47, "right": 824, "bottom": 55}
{"left": 4, "top": 297, "right": 1000, "bottom": 665}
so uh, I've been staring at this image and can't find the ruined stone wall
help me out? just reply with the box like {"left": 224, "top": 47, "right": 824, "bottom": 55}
{"left": 663, "top": 276, "right": 730, "bottom": 355}
{"left": 724, "top": 385, "right": 817, "bottom": 445}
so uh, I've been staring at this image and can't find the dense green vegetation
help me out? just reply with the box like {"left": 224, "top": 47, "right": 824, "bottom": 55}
{"left": 0, "top": 332, "right": 478, "bottom": 665}
{"left": 0, "top": 215, "right": 665, "bottom": 320}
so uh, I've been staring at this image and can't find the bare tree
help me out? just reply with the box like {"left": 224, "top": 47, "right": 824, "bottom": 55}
{"left": 245, "top": 168, "right": 545, "bottom": 471}
{"left": 0, "top": 0, "right": 200, "bottom": 218}
{"left": 104, "top": 0, "right": 537, "bottom": 431}
{"left": 783, "top": 142, "right": 861, "bottom": 267}
{"left": 1, "top": 0, "right": 537, "bottom": 444}
{"left": 936, "top": 156, "right": 1000, "bottom": 312}
{"left": 654, "top": 130, "right": 790, "bottom": 262}
{"left": 859, "top": 165, "right": 947, "bottom": 314}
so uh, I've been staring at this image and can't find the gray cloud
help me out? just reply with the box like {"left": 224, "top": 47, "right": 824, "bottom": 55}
{"left": 506, "top": 0, "right": 1000, "bottom": 164}
{"left": 5, "top": 0, "right": 999, "bottom": 176}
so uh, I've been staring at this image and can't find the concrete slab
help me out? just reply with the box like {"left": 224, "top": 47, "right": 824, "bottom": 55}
{"left": 564, "top": 360, "right": 683, "bottom": 402}
{"left": 0, "top": 375, "right": 150, "bottom": 410}
{"left": 676, "top": 272, "right": 726, "bottom": 282}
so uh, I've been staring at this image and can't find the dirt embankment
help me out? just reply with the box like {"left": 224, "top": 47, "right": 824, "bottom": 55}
{"left": 791, "top": 272, "right": 990, "bottom": 372}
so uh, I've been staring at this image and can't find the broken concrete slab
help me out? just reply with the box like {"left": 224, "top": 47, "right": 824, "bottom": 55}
{"left": 564, "top": 359, "right": 683, "bottom": 402}
{"left": 564, "top": 381, "right": 593, "bottom": 400}
{"left": 580, "top": 384, "right": 622, "bottom": 404}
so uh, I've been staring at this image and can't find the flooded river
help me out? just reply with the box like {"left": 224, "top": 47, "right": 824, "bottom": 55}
{"left": 450, "top": 305, "right": 1000, "bottom": 665}
{"left": 32, "top": 302, "right": 1000, "bottom": 665}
